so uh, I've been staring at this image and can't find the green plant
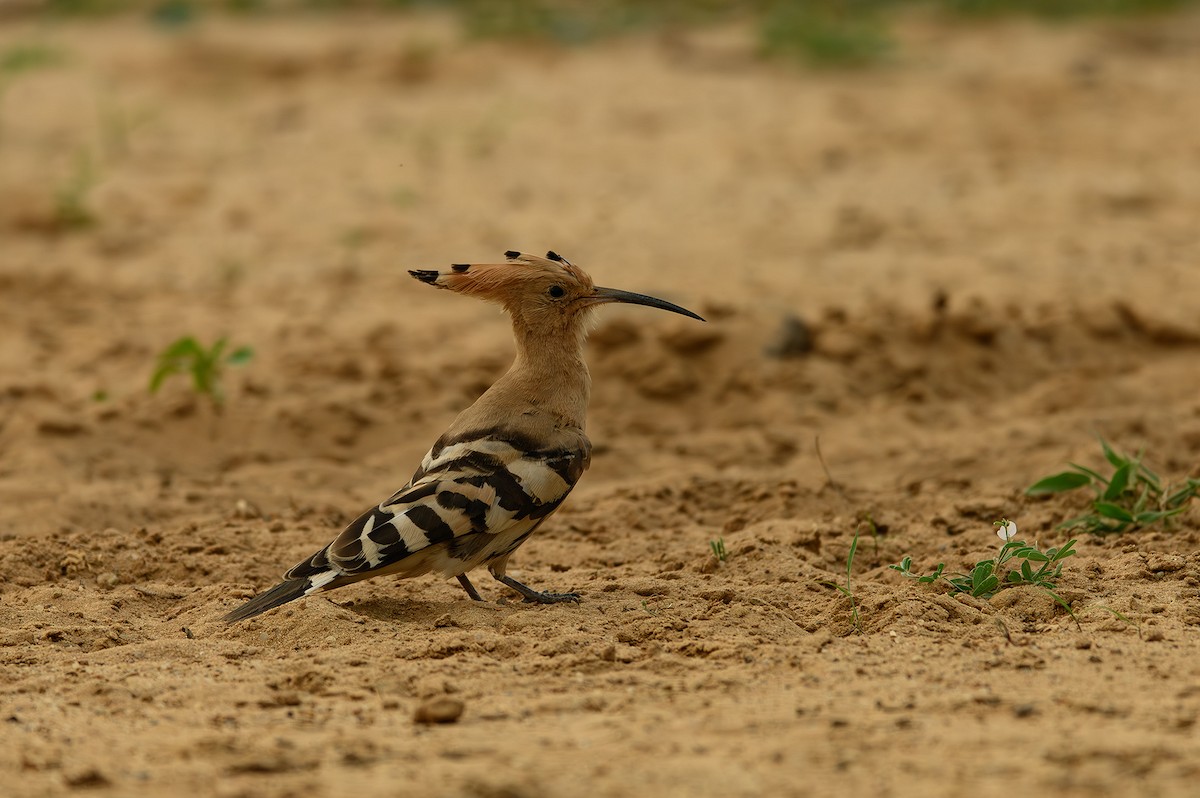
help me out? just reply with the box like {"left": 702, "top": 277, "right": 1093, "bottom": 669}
{"left": 97, "top": 92, "right": 153, "bottom": 160}
{"left": 857, "top": 510, "right": 881, "bottom": 555}
{"left": 760, "top": 2, "right": 893, "bottom": 68}
{"left": 1096, "top": 605, "right": 1142, "bottom": 640}
{"left": 709, "top": 537, "right": 728, "bottom": 562}
{"left": 149, "top": 336, "right": 254, "bottom": 409}
{"left": 54, "top": 149, "right": 99, "bottom": 230}
{"left": 1026, "top": 438, "right": 1199, "bottom": 534}
{"left": 824, "top": 531, "right": 862, "bottom": 634}
{"left": 1, "top": 43, "right": 65, "bottom": 136}
{"left": 892, "top": 519, "right": 1076, "bottom": 611}
{"left": 1, "top": 43, "right": 63, "bottom": 76}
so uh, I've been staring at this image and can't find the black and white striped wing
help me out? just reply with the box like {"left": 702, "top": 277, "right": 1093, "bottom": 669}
{"left": 285, "top": 437, "right": 588, "bottom": 591}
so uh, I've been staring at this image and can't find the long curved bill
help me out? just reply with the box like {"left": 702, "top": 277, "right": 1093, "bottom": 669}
{"left": 590, "top": 287, "right": 705, "bottom": 322}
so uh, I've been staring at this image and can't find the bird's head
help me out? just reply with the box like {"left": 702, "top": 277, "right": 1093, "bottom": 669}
{"left": 410, "top": 250, "right": 703, "bottom": 333}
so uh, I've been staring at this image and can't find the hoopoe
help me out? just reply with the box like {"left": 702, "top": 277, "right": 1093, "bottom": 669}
{"left": 224, "top": 250, "right": 703, "bottom": 622}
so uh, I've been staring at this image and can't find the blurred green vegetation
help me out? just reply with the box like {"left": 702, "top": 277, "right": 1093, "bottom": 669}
{"left": 18, "top": 0, "right": 1200, "bottom": 67}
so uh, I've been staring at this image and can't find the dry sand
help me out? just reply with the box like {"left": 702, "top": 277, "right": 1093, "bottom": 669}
{"left": 2, "top": 9, "right": 1200, "bottom": 797}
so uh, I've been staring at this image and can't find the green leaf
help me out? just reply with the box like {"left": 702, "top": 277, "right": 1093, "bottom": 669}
{"left": 1093, "top": 502, "right": 1134, "bottom": 522}
{"left": 1099, "top": 437, "right": 1127, "bottom": 469}
{"left": 972, "top": 575, "right": 999, "bottom": 598}
{"left": 1041, "top": 588, "right": 1079, "bottom": 628}
{"left": 148, "top": 365, "right": 176, "bottom": 394}
{"left": 1067, "top": 463, "right": 1110, "bottom": 485}
{"left": 226, "top": 346, "right": 255, "bottom": 366}
{"left": 1021, "top": 550, "right": 1050, "bottom": 563}
{"left": 1136, "top": 460, "right": 1162, "bottom": 491}
{"left": 1052, "top": 540, "right": 1077, "bottom": 561}
{"left": 159, "top": 336, "right": 202, "bottom": 360}
{"left": 1136, "top": 507, "right": 1187, "bottom": 525}
{"left": 846, "top": 532, "right": 859, "bottom": 582}
{"left": 947, "top": 575, "right": 971, "bottom": 593}
{"left": 1165, "top": 483, "right": 1199, "bottom": 509}
{"left": 1026, "top": 472, "right": 1092, "bottom": 495}
{"left": 1103, "top": 463, "right": 1132, "bottom": 501}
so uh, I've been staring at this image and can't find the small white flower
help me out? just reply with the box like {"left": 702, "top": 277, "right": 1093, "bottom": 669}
{"left": 995, "top": 519, "right": 1018, "bottom": 542}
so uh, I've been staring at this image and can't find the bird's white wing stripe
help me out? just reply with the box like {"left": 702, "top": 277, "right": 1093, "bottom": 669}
{"left": 422, "top": 438, "right": 521, "bottom": 474}
{"left": 505, "top": 458, "right": 571, "bottom": 504}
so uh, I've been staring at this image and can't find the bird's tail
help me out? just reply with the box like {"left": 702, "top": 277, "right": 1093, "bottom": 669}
{"left": 223, "top": 578, "right": 314, "bottom": 623}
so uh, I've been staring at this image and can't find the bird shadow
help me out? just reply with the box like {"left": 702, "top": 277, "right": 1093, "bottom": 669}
{"left": 340, "top": 596, "right": 505, "bottom": 624}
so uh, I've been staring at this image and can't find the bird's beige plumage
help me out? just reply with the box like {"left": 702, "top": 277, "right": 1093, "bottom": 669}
{"left": 224, "top": 250, "right": 703, "bottom": 622}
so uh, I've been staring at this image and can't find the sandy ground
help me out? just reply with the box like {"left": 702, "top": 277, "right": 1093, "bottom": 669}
{"left": 2, "top": 8, "right": 1200, "bottom": 797}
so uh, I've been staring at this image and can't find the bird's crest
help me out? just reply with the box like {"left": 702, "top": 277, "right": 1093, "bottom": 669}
{"left": 410, "top": 250, "right": 595, "bottom": 302}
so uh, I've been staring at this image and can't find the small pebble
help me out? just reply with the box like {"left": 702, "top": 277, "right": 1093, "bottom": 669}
{"left": 765, "top": 314, "right": 813, "bottom": 359}
{"left": 413, "top": 697, "right": 464, "bottom": 725}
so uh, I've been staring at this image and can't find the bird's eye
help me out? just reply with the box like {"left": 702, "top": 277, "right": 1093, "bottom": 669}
{"left": 548, "top": 285, "right": 566, "bottom": 299}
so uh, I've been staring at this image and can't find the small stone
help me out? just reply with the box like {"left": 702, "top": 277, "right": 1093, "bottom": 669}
{"left": 63, "top": 766, "right": 110, "bottom": 788}
{"left": 37, "top": 416, "right": 88, "bottom": 437}
{"left": 234, "top": 499, "right": 261, "bottom": 519}
{"left": 764, "top": 314, "right": 813, "bottom": 359}
{"left": 413, "top": 697, "right": 464, "bottom": 725}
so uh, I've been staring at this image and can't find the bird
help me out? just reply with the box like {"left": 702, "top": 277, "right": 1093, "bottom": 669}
{"left": 223, "top": 250, "right": 704, "bottom": 622}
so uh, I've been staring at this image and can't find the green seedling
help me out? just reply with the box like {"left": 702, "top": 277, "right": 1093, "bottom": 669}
{"left": 1, "top": 43, "right": 62, "bottom": 76}
{"left": 709, "top": 537, "right": 728, "bottom": 562}
{"left": 760, "top": 3, "right": 892, "bottom": 68}
{"left": 858, "top": 511, "right": 881, "bottom": 555}
{"left": 149, "top": 336, "right": 253, "bottom": 409}
{"left": 823, "top": 531, "right": 862, "bottom": 635}
{"left": 1096, "top": 605, "right": 1143, "bottom": 640}
{"left": 892, "top": 519, "right": 1077, "bottom": 618}
{"left": 1027, "top": 437, "right": 1199, "bottom": 534}
{"left": 54, "top": 149, "right": 98, "bottom": 230}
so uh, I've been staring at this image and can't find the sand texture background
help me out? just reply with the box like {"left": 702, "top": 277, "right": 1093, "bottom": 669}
{"left": 2, "top": 6, "right": 1200, "bottom": 797}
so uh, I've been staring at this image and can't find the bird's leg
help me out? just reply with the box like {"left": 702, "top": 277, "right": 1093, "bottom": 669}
{"left": 456, "top": 574, "right": 485, "bottom": 601}
{"left": 493, "top": 574, "right": 581, "bottom": 604}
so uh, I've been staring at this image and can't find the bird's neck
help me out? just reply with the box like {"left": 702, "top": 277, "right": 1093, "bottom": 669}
{"left": 505, "top": 319, "right": 592, "bottom": 428}
{"left": 458, "top": 317, "right": 592, "bottom": 435}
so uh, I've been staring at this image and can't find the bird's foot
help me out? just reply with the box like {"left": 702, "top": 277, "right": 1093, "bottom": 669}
{"left": 495, "top": 575, "right": 580, "bottom": 605}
